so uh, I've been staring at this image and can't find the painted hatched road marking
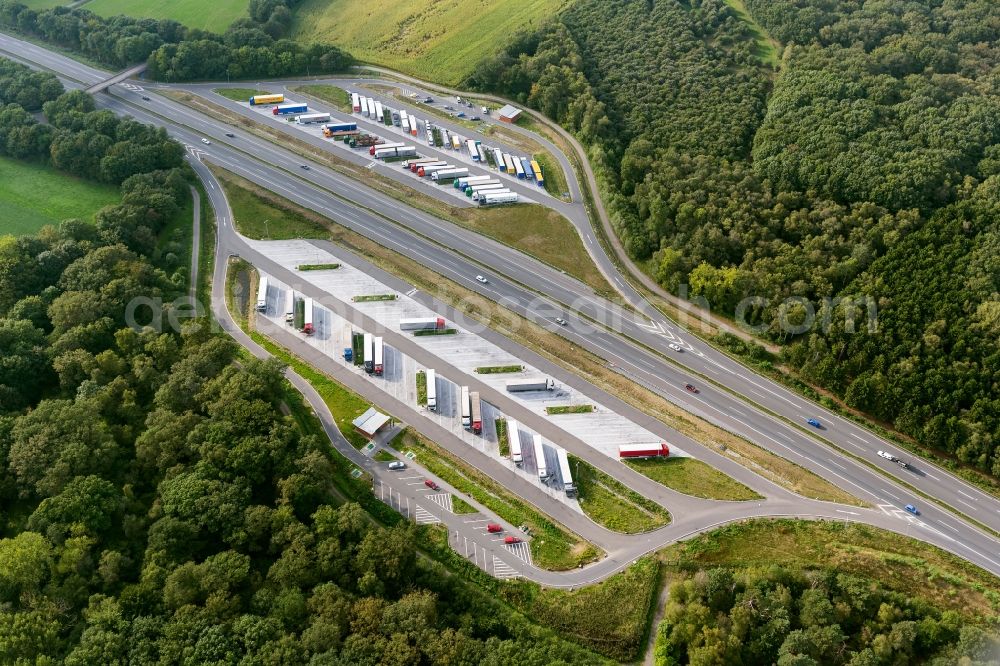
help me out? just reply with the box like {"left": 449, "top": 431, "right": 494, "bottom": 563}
{"left": 505, "top": 540, "right": 532, "bottom": 565}
{"left": 426, "top": 492, "right": 453, "bottom": 512}
{"left": 414, "top": 506, "right": 439, "bottom": 524}
{"left": 491, "top": 555, "right": 519, "bottom": 579}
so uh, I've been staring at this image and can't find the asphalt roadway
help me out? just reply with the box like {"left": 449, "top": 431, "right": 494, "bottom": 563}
{"left": 2, "top": 32, "right": 999, "bottom": 580}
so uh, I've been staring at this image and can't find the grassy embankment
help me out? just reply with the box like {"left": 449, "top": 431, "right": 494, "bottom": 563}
{"left": 627, "top": 457, "right": 763, "bottom": 501}
{"left": 571, "top": 456, "right": 671, "bottom": 534}
{"left": 290, "top": 0, "right": 570, "bottom": 85}
{"left": 0, "top": 156, "right": 119, "bottom": 236}
{"left": 210, "top": 164, "right": 854, "bottom": 505}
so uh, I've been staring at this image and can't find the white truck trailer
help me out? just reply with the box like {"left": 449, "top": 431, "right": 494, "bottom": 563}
{"left": 425, "top": 369, "right": 437, "bottom": 411}
{"left": 297, "top": 112, "right": 331, "bottom": 124}
{"left": 556, "top": 448, "right": 576, "bottom": 497}
{"left": 256, "top": 276, "right": 268, "bottom": 312}
{"left": 284, "top": 289, "right": 294, "bottom": 324}
{"left": 373, "top": 336, "right": 384, "bottom": 376}
{"left": 461, "top": 386, "right": 471, "bottom": 428}
{"left": 506, "top": 378, "right": 556, "bottom": 392}
{"left": 363, "top": 333, "right": 374, "bottom": 374}
{"left": 431, "top": 167, "right": 469, "bottom": 181}
{"left": 533, "top": 435, "right": 549, "bottom": 479}
{"left": 506, "top": 418, "right": 523, "bottom": 465}
{"left": 479, "top": 191, "right": 519, "bottom": 206}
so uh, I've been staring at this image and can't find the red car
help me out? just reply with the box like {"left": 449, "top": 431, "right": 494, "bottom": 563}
{"left": 685, "top": 383, "right": 699, "bottom": 394}
{"left": 504, "top": 536, "right": 521, "bottom": 544}
{"left": 486, "top": 523, "right": 503, "bottom": 533}
{"left": 424, "top": 479, "right": 440, "bottom": 491}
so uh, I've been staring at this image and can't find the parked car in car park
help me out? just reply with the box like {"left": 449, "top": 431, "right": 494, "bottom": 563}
{"left": 424, "top": 479, "right": 440, "bottom": 491}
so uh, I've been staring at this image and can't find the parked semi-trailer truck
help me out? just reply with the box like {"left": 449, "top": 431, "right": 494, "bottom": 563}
{"left": 467, "top": 140, "right": 480, "bottom": 161}
{"left": 366, "top": 97, "right": 375, "bottom": 116}
{"left": 531, "top": 160, "right": 544, "bottom": 186}
{"left": 513, "top": 157, "right": 525, "bottom": 179}
{"left": 351, "top": 92, "right": 360, "bottom": 112}
{"left": 420, "top": 163, "right": 454, "bottom": 177}
{"left": 404, "top": 157, "right": 437, "bottom": 170}
{"left": 360, "top": 97, "right": 369, "bottom": 117}
{"left": 297, "top": 112, "right": 331, "bottom": 124}
{"left": 250, "top": 93, "right": 284, "bottom": 106}
{"left": 256, "top": 276, "right": 268, "bottom": 312}
{"left": 400, "top": 317, "right": 446, "bottom": 331}
{"left": 533, "top": 435, "right": 549, "bottom": 479}
{"left": 494, "top": 148, "right": 506, "bottom": 172}
{"left": 324, "top": 122, "right": 357, "bottom": 133}
{"left": 479, "top": 191, "right": 519, "bottom": 206}
{"left": 618, "top": 443, "right": 670, "bottom": 459}
{"left": 413, "top": 160, "right": 446, "bottom": 174}
{"left": 431, "top": 168, "right": 469, "bottom": 181}
{"left": 506, "top": 419, "right": 523, "bottom": 465}
{"left": 363, "top": 333, "right": 374, "bottom": 373}
{"left": 461, "top": 386, "right": 471, "bottom": 428}
{"left": 425, "top": 369, "right": 437, "bottom": 411}
{"left": 455, "top": 175, "right": 493, "bottom": 189}
{"left": 303, "top": 298, "right": 314, "bottom": 335}
{"left": 477, "top": 144, "right": 488, "bottom": 163}
{"left": 373, "top": 336, "right": 384, "bottom": 376}
{"left": 273, "top": 103, "right": 307, "bottom": 115}
{"left": 471, "top": 186, "right": 508, "bottom": 200}
{"left": 284, "top": 289, "right": 294, "bottom": 324}
{"left": 506, "top": 378, "right": 555, "bottom": 392}
{"left": 520, "top": 158, "right": 534, "bottom": 179}
{"left": 410, "top": 118, "right": 419, "bottom": 136}
{"left": 375, "top": 101, "right": 384, "bottom": 123}
{"left": 469, "top": 391, "right": 482, "bottom": 434}
{"left": 556, "top": 448, "right": 576, "bottom": 497}
{"left": 451, "top": 135, "right": 462, "bottom": 150}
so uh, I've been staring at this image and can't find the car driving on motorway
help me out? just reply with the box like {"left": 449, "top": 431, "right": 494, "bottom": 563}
{"left": 904, "top": 504, "right": 920, "bottom": 515}
{"left": 475, "top": 275, "right": 488, "bottom": 284}
{"left": 668, "top": 343, "right": 682, "bottom": 352}
{"left": 807, "top": 418, "right": 822, "bottom": 428}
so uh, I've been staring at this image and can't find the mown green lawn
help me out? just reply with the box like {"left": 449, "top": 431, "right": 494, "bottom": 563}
{"left": 85, "top": 0, "right": 247, "bottom": 33}
{"left": 291, "top": 0, "right": 570, "bottom": 85}
{"left": 0, "top": 156, "right": 119, "bottom": 236}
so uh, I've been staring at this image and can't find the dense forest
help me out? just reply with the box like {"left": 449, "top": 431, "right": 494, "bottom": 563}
{"left": 654, "top": 566, "right": 999, "bottom": 665}
{"left": 470, "top": 0, "right": 1000, "bottom": 476}
{"left": 0, "top": 61, "right": 609, "bottom": 664}
{"left": 0, "top": 0, "right": 353, "bottom": 81}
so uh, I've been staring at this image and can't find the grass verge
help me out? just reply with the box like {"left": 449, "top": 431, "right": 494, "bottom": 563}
{"left": 373, "top": 450, "right": 396, "bottom": 462}
{"left": 352, "top": 293, "right": 396, "bottom": 302}
{"left": 210, "top": 164, "right": 859, "bottom": 506}
{"left": 627, "top": 457, "right": 763, "bottom": 501}
{"left": 495, "top": 418, "right": 510, "bottom": 458}
{"left": 476, "top": 365, "right": 523, "bottom": 374}
{"left": 298, "top": 263, "right": 340, "bottom": 270}
{"left": 292, "top": 84, "right": 352, "bottom": 112}
{"left": 452, "top": 497, "right": 477, "bottom": 515}
{"left": 415, "top": 370, "right": 427, "bottom": 407}
{"left": 413, "top": 328, "right": 457, "bottom": 336}
{"left": 546, "top": 405, "right": 594, "bottom": 415}
{"left": 214, "top": 88, "right": 272, "bottom": 102}
{"left": 391, "top": 428, "right": 601, "bottom": 570}
{"left": 571, "top": 456, "right": 671, "bottom": 534}
{"left": 532, "top": 151, "right": 567, "bottom": 199}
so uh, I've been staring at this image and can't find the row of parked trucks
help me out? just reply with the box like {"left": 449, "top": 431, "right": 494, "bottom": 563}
{"left": 257, "top": 279, "right": 316, "bottom": 336}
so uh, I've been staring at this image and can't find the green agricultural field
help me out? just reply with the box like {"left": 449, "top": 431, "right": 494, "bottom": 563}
{"left": 0, "top": 156, "right": 119, "bottom": 236}
{"left": 85, "top": 0, "right": 247, "bottom": 33}
{"left": 291, "top": 0, "right": 570, "bottom": 85}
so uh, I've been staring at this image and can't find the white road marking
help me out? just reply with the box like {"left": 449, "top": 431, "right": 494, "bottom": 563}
{"left": 958, "top": 490, "right": 977, "bottom": 501}
{"left": 850, "top": 432, "right": 868, "bottom": 443}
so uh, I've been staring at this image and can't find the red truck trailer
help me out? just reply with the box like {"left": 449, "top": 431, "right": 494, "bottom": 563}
{"left": 618, "top": 443, "right": 670, "bottom": 459}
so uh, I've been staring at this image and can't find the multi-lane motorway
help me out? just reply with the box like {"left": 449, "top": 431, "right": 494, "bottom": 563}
{"left": 2, "top": 31, "right": 999, "bottom": 580}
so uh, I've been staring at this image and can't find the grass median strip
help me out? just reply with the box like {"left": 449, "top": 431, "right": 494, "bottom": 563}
{"left": 297, "top": 263, "right": 340, "bottom": 270}
{"left": 452, "top": 496, "right": 477, "bottom": 515}
{"left": 292, "top": 84, "right": 352, "bottom": 112}
{"left": 495, "top": 418, "right": 510, "bottom": 458}
{"left": 626, "top": 457, "right": 763, "bottom": 501}
{"left": 546, "top": 404, "right": 595, "bottom": 415}
{"left": 352, "top": 293, "right": 396, "bottom": 302}
{"left": 416, "top": 370, "right": 427, "bottom": 407}
{"left": 476, "top": 364, "right": 523, "bottom": 374}
{"left": 392, "top": 428, "right": 601, "bottom": 570}
{"left": 571, "top": 455, "right": 671, "bottom": 534}
{"left": 214, "top": 87, "right": 270, "bottom": 102}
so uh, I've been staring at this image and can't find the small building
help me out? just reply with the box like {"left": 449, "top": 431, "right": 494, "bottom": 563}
{"left": 497, "top": 104, "right": 522, "bottom": 123}
{"left": 352, "top": 407, "right": 392, "bottom": 439}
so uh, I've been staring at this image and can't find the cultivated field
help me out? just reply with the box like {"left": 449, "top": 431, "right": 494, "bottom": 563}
{"left": 291, "top": 0, "right": 569, "bottom": 85}
{"left": 0, "top": 157, "right": 119, "bottom": 236}
{"left": 85, "top": 0, "right": 247, "bottom": 33}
